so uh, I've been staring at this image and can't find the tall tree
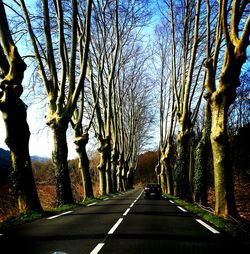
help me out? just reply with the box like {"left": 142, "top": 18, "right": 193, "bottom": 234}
{"left": 153, "top": 22, "right": 176, "bottom": 195}
{"left": 169, "top": 0, "right": 204, "bottom": 199}
{"left": 88, "top": 0, "right": 151, "bottom": 194}
{"left": 20, "top": 0, "right": 93, "bottom": 206}
{"left": 204, "top": 0, "right": 250, "bottom": 218}
{"left": 0, "top": 0, "right": 42, "bottom": 213}
{"left": 71, "top": 1, "right": 94, "bottom": 200}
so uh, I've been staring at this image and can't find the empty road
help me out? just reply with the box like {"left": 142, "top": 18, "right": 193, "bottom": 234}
{"left": 0, "top": 188, "right": 247, "bottom": 253}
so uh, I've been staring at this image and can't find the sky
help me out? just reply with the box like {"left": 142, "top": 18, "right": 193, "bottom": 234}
{"left": 0, "top": 0, "right": 80, "bottom": 159}
{"left": 0, "top": 102, "right": 78, "bottom": 159}
{"left": 0, "top": 0, "right": 160, "bottom": 160}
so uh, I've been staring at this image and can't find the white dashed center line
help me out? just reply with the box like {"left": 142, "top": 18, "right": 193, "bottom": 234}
{"left": 89, "top": 190, "right": 142, "bottom": 253}
{"left": 90, "top": 243, "right": 105, "bottom": 254}
{"left": 108, "top": 218, "right": 124, "bottom": 234}
{"left": 123, "top": 208, "right": 130, "bottom": 216}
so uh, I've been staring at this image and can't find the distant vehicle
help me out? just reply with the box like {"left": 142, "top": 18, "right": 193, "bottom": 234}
{"left": 143, "top": 183, "right": 162, "bottom": 199}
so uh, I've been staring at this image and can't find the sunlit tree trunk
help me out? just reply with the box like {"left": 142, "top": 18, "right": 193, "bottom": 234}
{"left": 161, "top": 143, "right": 174, "bottom": 195}
{"left": 204, "top": 0, "right": 249, "bottom": 217}
{"left": 74, "top": 127, "right": 93, "bottom": 199}
{"left": 0, "top": 1, "right": 42, "bottom": 213}
{"left": 50, "top": 118, "right": 73, "bottom": 205}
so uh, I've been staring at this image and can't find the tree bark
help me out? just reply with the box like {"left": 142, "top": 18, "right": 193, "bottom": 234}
{"left": 0, "top": 0, "right": 42, "bottom": 213}
{"left": 209, "top": 83, "right": 237, "bottom": 217}
{"left": 50, "top": 118, "right": 74, "bottom": 206}
{"left": 97, "top": 136, "right": 111, "bottom": 195}
{"left": 193, "top": 104, "right": 211, "bottom": 205}
{"left": 174, "top": 131, "right": 191, "bottom": 199}
{"left": 74, "top": 129, "right": 94, "bottom": 199}
{"left": 161, "top": 144, "right": 174, "bottom": 195}
{"left": 1, "top": 93, "right": 42, "bottom": 212}
{"left": 204, "top": 0, "right": 250, "bottom": 217}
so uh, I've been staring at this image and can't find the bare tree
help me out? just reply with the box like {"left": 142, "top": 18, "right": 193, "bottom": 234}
{"left": 168, "top": 0, "right": 205, "bottom": 200}
{"left": 204, "top": 0, "right": 250, "bottom": 218}
{"left": 20, "top": 0, "right": 93, "bottom": 206}
{"left": 0, "top": 0, "right": 42, "bottom": 213}
{"left": 71, "top": 1, "right": 94, "bottom": 200}
{"left": 153, "top": 22, "right": 176, "bottom": 195}
{"left": 88, "top": 0, "right": 151, "bottom": 195}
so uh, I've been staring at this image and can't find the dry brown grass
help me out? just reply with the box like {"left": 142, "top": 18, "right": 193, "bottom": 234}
{"left": 1, "top": 181, "right": 249, "bottom": 223}
{"left": 0, "top": 180, "right": 102, "bottom": 223}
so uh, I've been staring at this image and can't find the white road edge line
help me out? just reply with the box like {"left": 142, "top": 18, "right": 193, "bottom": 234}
{"left": 0, "top": 234, "right": 3, "bottom": 236}
{"left": 196, "top": 219, "right": 220, "bottom": 234}
{"left": 129, "top": 203, "right": 134, "bottom": 208}
{"left": 87, "top": 202, "right": 97, "bottom": 207}
{"left": 108, "top": 218, "right": 123, "bottom": 234}
{"left": 90, "top": 243, "right": 105, "bottom": 254}
{"left": 47, "top": 210, "right": 73, "bottom": 220}
{"left": 103, "top": 198, "right": 109, "bottom": 201}
{"left": 177, "top": 206, "right": 187, "bottom": 212}
{"left": 123, "top": 208, "right": 130, "bottom": 216}
{"left": 169, "top": 200, "right": 175, "bottom": 204}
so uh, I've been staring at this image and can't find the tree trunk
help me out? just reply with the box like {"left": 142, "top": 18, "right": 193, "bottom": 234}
{"left": 50, "top": 119, "right": 74, "bottom": 206}
{"left": 194, "top": 104, "right": 211, "bottom": 205}
{"left": 1, "top": 94, "right": 43, "bottom": 213}
{"left": 116, "top": 153, "right": 124, "bottom": 192}
{"left": 111, "top": 149, "right": 118, "bottom": 193}
{"left": 97, "top": 136, "right": 112, "bottom": 195}
{"left": 159, "top": 164, "right": 167, "bottom": 194}
{"left": 127, "top": 169, "right": 134, "bottom": 189}
{"left": 74, "top": 130, "right": 94, "bottom": 199}
{"left": 105, "top": 155, "right": 112, "bottom": 194}
{"left": 161, "top": 144, "right": 174, "bottom": 195}
{"left": 174, "top": 131, "right": 191, "bottom": 200}
{"left": 97, "top": 141, "right": 109, "bottom": 196}
{"left": 122, "top": 161, "right": 129, "bottom": 191}
{"left": 210, "top": 90, "right": 237, "bottom": 218}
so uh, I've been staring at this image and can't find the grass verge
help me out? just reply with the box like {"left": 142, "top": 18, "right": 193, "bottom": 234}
{"left": 0, "top": 191, "right": 124, "bottom": 231}
{"left": 163, "top": 193, "right": 250, "bottom": 240}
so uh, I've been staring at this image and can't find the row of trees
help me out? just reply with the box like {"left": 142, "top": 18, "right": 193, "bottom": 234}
{"left": 0, "top": 0, "right": 249, "bottom": 221}
{"left": 154, "top": 0, "right": 249, "bottom": 218}
{"left": 0, "top": 0, "right": 154, "bottom": 214}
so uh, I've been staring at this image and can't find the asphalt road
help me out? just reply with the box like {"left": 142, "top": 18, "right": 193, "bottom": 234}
{"left": 0, "top": 188, "right": 247, "bottom": 253}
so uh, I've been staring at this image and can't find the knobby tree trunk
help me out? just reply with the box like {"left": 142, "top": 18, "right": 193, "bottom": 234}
{"left": 0, "top": 1, "right": 42, "bottom": 213}
{"left": 111, "top": 148, "right": 118, "bottom": 192}
{"left": 97, "top": 136, "right": 111, "bottom": 195}
{"left": 193, "top": 104, "right": 211, "bottom": 205}
{"left": 161, "top": 144, "right": 174, "bottom": 195}
{"left": 1, "top": 92, "right": 42, "bottom": 212}
{"left": 204, "top": 0, "right": 250, "bottom": 218}
{"left": 20, "top": 0, "right": 93, "bottom": 206}
{"left": 74, "top": 128, "right": 94, "bottom": 199}
{"left": 174, "top": 130, "right": 191, "bottom": 199}
{"left": 116, "top": 153, "right": 125, "bottom": 192}
{"left": 50, "top": 118, "right": 74, "bottom": 206}
{"left": 210, "top": 88, "right": 237, "bottom": 217}
{"left": 159, "top": 164, "right": 167, "bottom": 194}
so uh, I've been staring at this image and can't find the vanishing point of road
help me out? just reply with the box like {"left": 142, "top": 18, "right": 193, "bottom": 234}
{"left": 0, "top": 188, "right": 248, "bottom": 253}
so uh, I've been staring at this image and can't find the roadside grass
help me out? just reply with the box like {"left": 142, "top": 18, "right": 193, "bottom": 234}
{"left": 0, "top": 191, "right": 124, "bottom": 231}
{"left": 163, "top": 193, "right": 250, "bottom": 240}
